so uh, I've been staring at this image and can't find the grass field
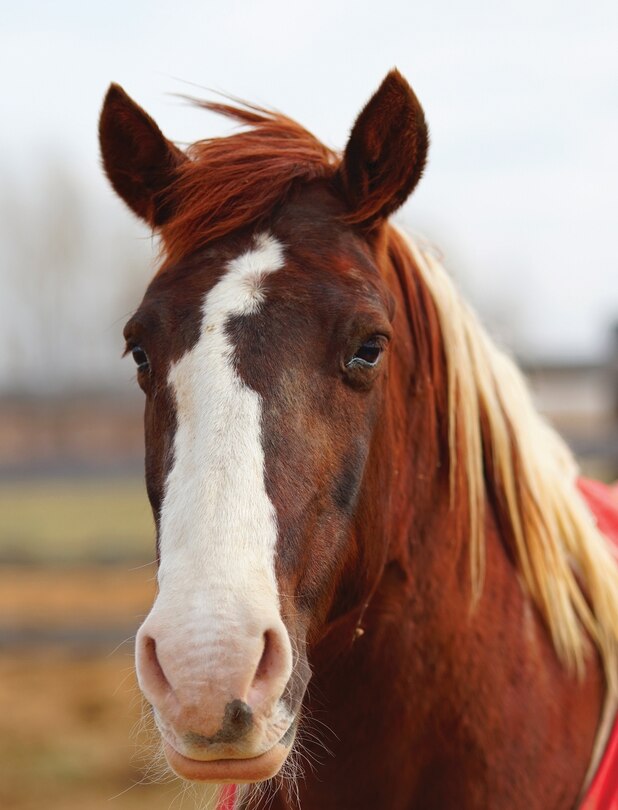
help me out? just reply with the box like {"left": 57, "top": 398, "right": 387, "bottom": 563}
{"left": 0, "top": 477, "right": 153, "bottom": 563}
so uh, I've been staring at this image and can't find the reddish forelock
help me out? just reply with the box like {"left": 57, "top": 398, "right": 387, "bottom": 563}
{"left": 159, "top": 100, "right": 339, "bottom": 266}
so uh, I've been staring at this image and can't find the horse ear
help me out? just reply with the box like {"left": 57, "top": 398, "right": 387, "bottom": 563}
{"left": 337, "top": 70, "right": 429, "bottom": 229}
{"left": 98, "top": 84, "right": 187, "bottom": 226}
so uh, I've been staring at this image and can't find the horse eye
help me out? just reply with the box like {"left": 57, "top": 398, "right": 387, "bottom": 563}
{"left": 347, "top": 338, "right": 384, "bottom": 369}
{"left": 131, "top": 346, "right": 150, "bottom": 372}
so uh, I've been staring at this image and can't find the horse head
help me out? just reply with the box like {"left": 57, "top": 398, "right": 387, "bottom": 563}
{"left": 99, "top": 71, "right": 428, "bottom": 783}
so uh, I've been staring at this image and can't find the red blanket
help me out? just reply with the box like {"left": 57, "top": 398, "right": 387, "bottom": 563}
{"left": 217, "top": 785, "right": 237, "bottom": 809}
{"left": 578, "top": 479, "right": 618, "bottom": 809}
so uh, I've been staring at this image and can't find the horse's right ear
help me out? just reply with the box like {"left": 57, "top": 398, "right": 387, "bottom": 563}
{"left": 98, "top": 84, "right": 187, "bottom": 226}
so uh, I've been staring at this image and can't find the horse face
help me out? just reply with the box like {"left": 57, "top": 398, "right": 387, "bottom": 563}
{"left": 123, "top": 195, "right": 393, "bottom": 781}
{"left": 102, "top": 71, "right": 427, "bottom": 783}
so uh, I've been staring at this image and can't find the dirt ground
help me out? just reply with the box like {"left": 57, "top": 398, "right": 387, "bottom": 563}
{"left": 0, "top": 649, "right": 223, "bottom": 810}
{"left": 0, "top": 565, "right": 220, "bottom": 810}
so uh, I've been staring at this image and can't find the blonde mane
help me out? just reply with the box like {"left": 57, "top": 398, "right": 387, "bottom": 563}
{"left": 395, "top": 227, "right": 618, "bottom": 691}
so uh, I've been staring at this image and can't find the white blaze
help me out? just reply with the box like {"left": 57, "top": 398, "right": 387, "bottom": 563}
{"left": 152, "top": 233, "right": 285, "bottom": 668}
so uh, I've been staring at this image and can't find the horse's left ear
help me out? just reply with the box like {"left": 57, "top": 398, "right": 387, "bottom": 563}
{"left": 336, "top": 70, "right": 429, "bottom": 230}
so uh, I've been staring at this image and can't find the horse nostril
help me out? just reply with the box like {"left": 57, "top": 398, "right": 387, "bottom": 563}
{"left": 254, "top": 629, "right": 275, "bottom": 683}
{"left": 248, "top": 627, "right": 288, "bottom": 709}
{"left": 139, "top": 634, "right": 173, "bottom": 697}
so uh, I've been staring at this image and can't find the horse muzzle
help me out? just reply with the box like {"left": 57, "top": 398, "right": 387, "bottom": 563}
{"left": 135, "top": 596, "right": 295, "bottom": 782}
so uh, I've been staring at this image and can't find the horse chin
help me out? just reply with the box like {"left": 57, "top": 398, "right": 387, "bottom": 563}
{"left": 162, "top": 738, "right": 292, "bottom": 783}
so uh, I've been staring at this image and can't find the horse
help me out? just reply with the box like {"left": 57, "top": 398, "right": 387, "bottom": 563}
{"left": 98, "top": 70, "right": 618, "bottom": 809}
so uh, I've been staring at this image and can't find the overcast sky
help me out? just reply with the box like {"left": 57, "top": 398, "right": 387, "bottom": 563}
{"left": 1, "top": 0, "right": 617, "bottom": 391}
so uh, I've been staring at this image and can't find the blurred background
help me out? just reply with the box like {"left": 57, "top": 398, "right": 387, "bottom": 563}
{"left": 1, "top": 1, "right": 617, "bottom": 808}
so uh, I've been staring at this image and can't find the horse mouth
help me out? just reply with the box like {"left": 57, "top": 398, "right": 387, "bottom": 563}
{"left": 163, "top": 738, "right": 292, "bottom": 783}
